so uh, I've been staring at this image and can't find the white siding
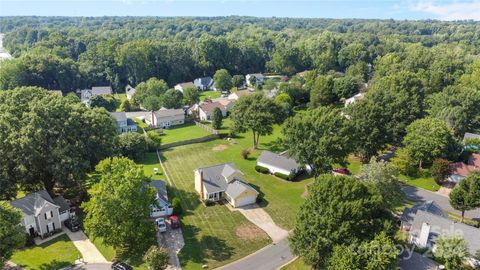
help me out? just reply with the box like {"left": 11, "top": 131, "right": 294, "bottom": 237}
{"left": 257, "top": 161, "right": 293, "bottom": 176}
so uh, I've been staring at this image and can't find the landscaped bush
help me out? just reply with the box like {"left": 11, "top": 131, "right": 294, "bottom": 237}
{"left": 241, "top": 148, "right": 251, "bottom": 159}
{"left": 146, "top": 130, "right": 162, "bottom": 150}
{"left": 205, "top": 200, "right": 215, "bottom": 206}
{"left": 255, "top": 165, "right": 270, "bottom": 174}
{"left": 431, "top": 158, "right": 451, "bottom": 185}
{"left": 274, "top": 172, "right": 292, "bottom": 181}
{"left": 171, "top": 197, "right": 182, "bottom": 215}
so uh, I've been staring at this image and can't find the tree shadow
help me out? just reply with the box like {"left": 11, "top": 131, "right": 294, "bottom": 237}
{"left": 201, "top": 235, "right": 234, "bottom": 261}
{"left": 259, "top": 138, "right": 285, "bottom": 153}
{"left": 39, "top": 260, "right": 71, "bottom": 270}
{"left": 167, "top": 185, "right": 202, "bottom": 214}
{"left": 248, "top": 183, "right": 269, "bottom": 208}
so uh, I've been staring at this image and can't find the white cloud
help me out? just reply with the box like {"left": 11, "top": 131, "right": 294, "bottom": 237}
{"left": 411, "top": 0, "right": 480, "bottom": 20}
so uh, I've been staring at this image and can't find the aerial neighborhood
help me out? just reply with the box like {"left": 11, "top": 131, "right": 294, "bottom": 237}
{"left": 1, "top": 15, "right": 480, "bottom": 270}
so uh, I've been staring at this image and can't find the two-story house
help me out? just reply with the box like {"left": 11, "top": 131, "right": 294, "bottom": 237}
{"left": 110, "top": 112, "right": 138, "bottom": 133}
{"left": 10, "top": 190, "right": 71, "bottom": 238}
{"left": 150, "top": 180, "right": 173, "bottom": 218}
{"left": 81, "top": 86, "right": 113, "bottom": 104}
{"left": 145, "top": 108, "right": 185, "bottom": 129}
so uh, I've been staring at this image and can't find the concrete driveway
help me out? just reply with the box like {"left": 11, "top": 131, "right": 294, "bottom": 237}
{"left": 156, "top": 223, "right": 185, "bottom": 270}
{"left": 229, "top": 204, "right": 289, "bottom": 243}
{"left": 66, "top": 230, "right": 108, "bottom": 264}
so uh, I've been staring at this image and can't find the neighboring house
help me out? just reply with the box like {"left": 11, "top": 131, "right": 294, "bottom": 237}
{"left": 463, "top": 132, "right": 480, "bottom": 142}
{"left": 10, "top": 190, "right": 71, "bottom": 238}
{"left": 344, "top": 93, "right": 365, "bottom": 107}
{"left": 400, "top": 201, "right": 447, "bottom": 231}
{"left": 227, "top": 90, "right": 252, "bottom": 101}
{"left": 194, "top": 77, "right": 214, "bottom": 91}
{"left": 81, "top": 86, "right": 113, "bottom": 104}
{"left": 110, "top": 112, "right": 138, "bottom": 133}
{"left": 174, "top": 82, "right": 195, "bottom": 93}
{"left": 125, "top": 84, "right": 136, "bottom": 100}
{"left": 212, "top": 97, "right": 235, "bottom": 112}
{"left": 150, "top": 180, "right": 174, "bottom": 218}
{"left": 257, "top": 150, "right": 303, "bottom": 178}
{"left": 448, "top": 153, "right": 480, "bottom": 183}
{"left": 194, "top": 163, "right": 259, "bottom": 208}
{"left": 409, "top": 210, "right": 480, "bottom": 266}
{"left": 246, "top": 73, "right": 265, "bottom": 86}
{"left": 145, "top": 108, "right": 185, "bottom": 128}
{"left": 198, "top": 101, "right": 227, "bottom": 121}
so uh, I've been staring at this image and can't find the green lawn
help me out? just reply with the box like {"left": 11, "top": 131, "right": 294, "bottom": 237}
{"left": 199, "top": 90, "right": 221, "bottom": 101}
{"left": 90, "top": 236, "right": 149, "bottom": 270}
{"left": 399, "top": 174, "right": 440, "bottom": 192}
{"left": 280, "top": 257, "right": 311, "bottom": 270}
{"left": 11, "top": 234, "right": 81, "bottom": 270}
{"left": 161, "top": 123, "right": 212, "bottom": 145}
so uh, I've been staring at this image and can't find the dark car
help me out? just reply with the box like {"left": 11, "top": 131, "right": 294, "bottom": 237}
{"left": 64, "top": 217, "right": 80, "bottom": 232}
{"left": 332, "top": 168, "right": 351, "bottom": 175}
{"left": 111, "top": 262, "right": 133, "bottom": 270}
{"left": 169, "top": 215, "right": 180, "bottom": 229}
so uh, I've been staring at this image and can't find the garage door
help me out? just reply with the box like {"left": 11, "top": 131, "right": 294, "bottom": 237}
{"left": 235, "top": 195, "right": 256, "bottom": 208}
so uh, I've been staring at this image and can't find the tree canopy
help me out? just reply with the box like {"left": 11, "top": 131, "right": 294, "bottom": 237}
{"left": 0, "top": 201, "right": 26, "bottom": 267}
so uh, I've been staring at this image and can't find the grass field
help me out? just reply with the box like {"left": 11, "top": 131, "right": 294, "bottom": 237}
{"left": 280, "top": 258, "right": 311, "bottom": 270}
{"left": 399, "top": 174, "right": 440, "bottom": 192}
{"left": 199, "top": 90, "right": 221, "bottom": 101}
{"left": 11, "top": 234, "right": 81, "bottom": 270}
{"left": 161, "top": 123, "right": 212, "bottom": 145}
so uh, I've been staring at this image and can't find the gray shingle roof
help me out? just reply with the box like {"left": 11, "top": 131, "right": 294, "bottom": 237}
{"left": 257, "top": 150, "right": 299, "bottom": 172}
{"left": 410, "top": 210, "right": 480, "bottom": 255}
{"left": 10, "top": 190, "right": 59, "bottom": 216}
{"left": 176, "top": 82, "right": 195, "bottom": 89}
{"left": 464, "top": 132, "right": 480, "bottom": 141}
{"left": 53, "top": 196, "right": 70, "bottom": 213}
{"left": 401, "top": 201, "right": 447, "bottom": 228}
{"left": 151, "top": 180, "right": 169, "bottom": 204}
{"left": 91, "top": 86, "right": 113, "bottom": 95}
{"left": 197, "top": 163, "right": 242, "bottom": 193}
{"left": 194, "top": 77, "right": 213, "bottom": 88}
{"left": 110, "top": 112, "right": 127, "bottom": 122}
{"left": 225, "top": 180, "right": 258, "bottom": 199}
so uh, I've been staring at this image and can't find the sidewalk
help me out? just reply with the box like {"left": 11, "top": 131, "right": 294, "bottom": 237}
{"left": 65, "top": 229, "right": 108, "bottom": 264}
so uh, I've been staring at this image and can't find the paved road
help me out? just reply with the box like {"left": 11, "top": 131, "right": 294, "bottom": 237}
{"left": 403, "top": 185, "right": 480, "bottom": 220}
{"left": 215, "top": 238, "right": 294, "bottom": 270}
{"left": 70, "top": 263, "right": 111, "bottom": 270}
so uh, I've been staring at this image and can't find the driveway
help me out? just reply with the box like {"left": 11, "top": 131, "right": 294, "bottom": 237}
{"left": 403, "top": 185, "right": 480, "bottom": 220}
{"left": 66, "top": 230, "right": 108, "bottom": 264}
{"left": 156, "top": 224, "right": 185, "bottom": 270}
{"left": 215, "top": 238, "right": 294, "bottom": 270}
{"left": 228, "top": 204, "right": 289, "bottom": 243}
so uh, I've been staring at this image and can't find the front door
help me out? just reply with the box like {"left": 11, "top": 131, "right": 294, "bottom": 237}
{"left": 29, "top": 226, "right": 35, "bottom": 237}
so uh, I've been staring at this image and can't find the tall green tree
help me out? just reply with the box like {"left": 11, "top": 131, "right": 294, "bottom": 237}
{"left": 161, "top": 89, "right": 183, "bottom": 109}
{"left": 449, "top": 173, "right": 480, "bottom": 222}
{"left": 289, "top": 175, "right": 394, "bottom": 269}
{"left": 143, "top": 246, "right": 169, "bottom": 270}
{"left": 230, "top": 93, "right": 278, "bottom": 149}
{"left": 434, "top": 235, "right": 469, "bottom": 270}
{"left": 89, "top": 94, "right": 118, "bottom": 112}
{"left": 135, "top": 78, "right": 169, "bottom": 110}
{"left": 282, "top": 107, "right": 353, "bottom": 177}
{"left": 213, "top": 69, "right": 233, "bottom": 92}
{"left": 0, "top": 201, "right": 26, "bottom": 267}
{"left": 115, "top": 132, "right": 147, "bottom": 160}
{"left": 183, "top": 87, "right": 200, "bottom": 106}
{"left": 403, "top": 118, "right": 457, "bottom": 168}
{"left": 211, "top": 107, "right": 223, "bottom": 130}
{"left": 82, "top": 157, "right": 156, "bottom": 254}
{"left": 310, "top": 75, "right": 335, "bottom": 107}
{"left": 0, "top": 87, "right": 116, "bottom": 197}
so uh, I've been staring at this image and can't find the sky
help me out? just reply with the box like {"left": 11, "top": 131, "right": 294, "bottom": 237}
{"left": 0, "top": 0, "right": 479, "bottom": 20}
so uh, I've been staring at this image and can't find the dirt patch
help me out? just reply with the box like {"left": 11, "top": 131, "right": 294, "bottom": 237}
{"left": 236, "top": 224, "right": 268, "bottom": 241}
{"left": 212, "top": 144, "right": 228, "bottom": 151}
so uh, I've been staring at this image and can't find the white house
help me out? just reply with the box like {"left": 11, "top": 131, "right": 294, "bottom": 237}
{"left": 80, "top": 86, "right": 113, "bottom": 104}
{"left": 150, "top": 180, "right": 174, "bottom": 218}
{"left": 10, "top": 190, "right": 71, "bottom": 238}
{"left": 245, "top": 73, "right": 265, "bottom": 86}
{"left": 110, "top": 112, "right": 138, "bottom": 133}
{"left": 125, "top": 84, "right": 136, "bottom": 100}
{"left": 344, "top": 93, "right": 365, "bottom": 107}
{"left": 257, "top": 150, "right": 303, "bottom": 178}
{"left": 145, "top": 108, "right": 185, "bottom": 128}
{"left": 174, "top": 82, "right": 195, "bottom": 93}
{"left": 194, "top": 163, "right": 259, "bottom": 208}
{"left": 194, "top": 77, "right": 214, "bottom": 91}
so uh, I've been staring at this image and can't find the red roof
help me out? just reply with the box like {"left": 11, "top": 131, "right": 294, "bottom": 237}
{"left": 450, "top": 154, "right": 480, "bottom": 177}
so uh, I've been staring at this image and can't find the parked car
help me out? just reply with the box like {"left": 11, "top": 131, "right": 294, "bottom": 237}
{"left": 64, "top": 217, "right": 80, "bottom": 232}
{"left": 156, "top": 217, "right": 167, "bottom": 233}
{"left": 332, "top": 168, "right": 351, "bottom": 175}
{"left": 111, "top": 262, "right": 133, "bottom": 270}
{"left": 170, "top": 215, "right": 180, "bottom": 229}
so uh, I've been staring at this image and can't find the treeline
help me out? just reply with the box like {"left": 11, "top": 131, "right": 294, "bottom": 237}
{"left": 0, "top": 17, "right": 479, "bottom": 93}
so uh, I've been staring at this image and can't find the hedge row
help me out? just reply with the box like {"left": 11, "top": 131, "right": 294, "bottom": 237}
{"left": 255, "top": 165, "right": 270, "bottom": 174}
{"left": 274, "top": 172, "right": 293, "bottom": 181}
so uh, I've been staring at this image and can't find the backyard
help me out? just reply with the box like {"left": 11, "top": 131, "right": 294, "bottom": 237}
{"left": 11, "top": 234, "right": 81, "bottom": 270}
{"left": 199, "top": 90, "right": 221, "bottom": 101}
{"left": 160, "top": 123, "right": 212, "bottom": 145}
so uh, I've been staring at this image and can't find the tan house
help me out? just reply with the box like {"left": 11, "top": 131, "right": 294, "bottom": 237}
{"left": 213, "top": 97, "right": 235, "bottom": 112}
{"left": 194, "top": 163, "right": 259, "bottom": 208}
{"left": 145, "top": 108, "right": 185, "bottom": 128}
{"left": 198, "top": 101, "right": 227, "bottom": 121}
{"left": 227, "top": 90, "right": 253, "bottom": 101}
{"left": 174, "top": 82, "right": 195, "bottom": 93}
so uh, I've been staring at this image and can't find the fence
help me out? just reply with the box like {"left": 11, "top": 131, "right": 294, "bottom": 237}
{"left": 194, "top": 121, "right": 219, "bottom": 135}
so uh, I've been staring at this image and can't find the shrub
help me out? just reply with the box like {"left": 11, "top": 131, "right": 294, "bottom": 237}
{"left": 205, "top": 200, "right": 215, "bottom": 206}
{"left": 255, "top": 165, "right": 270, "bottom": 174}
{"left": 431, "top": 158, "right": 451, "bottom": 185}
{"left": 171, "top": 197, "right": 182, "bottom": 215}
{"left": 146, "top": 130, "right": 162, "bottom": 150}
{"left": 144, "top": 246, "right": 169, "bottom": 270}
{"left": 241, "top": 148, "right": 251, "bottom": 159}
{"left": 274, "top": 172, "right": 292, "bottom": 180}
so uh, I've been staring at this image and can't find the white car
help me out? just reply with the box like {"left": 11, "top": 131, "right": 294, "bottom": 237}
{"left": 156, "top": 218, "right": 167, "bottom": 233}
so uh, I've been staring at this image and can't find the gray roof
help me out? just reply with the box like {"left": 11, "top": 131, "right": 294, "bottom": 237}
{"left": 10, "top": 190, "right": 59, "bottom": 216}
{"left": 410, "top": 210, "right": 480, "bottom": 255}
{"left": 53, "top": 196, "right": 70, "bottom": 213}
{"left": 398, "top": 251, "right": 440, "bottom": 270}
{"left": 91, "top": 86, "right": 113, "bottom": 95}
{"left": 257, "top": 150, "right": 300, "bottom": 172}
{"left": 125, "top": 85, "right": 136, "bottom": 95}
{"left": 196, "top": 163, "right": 243, "bottom": 193}
{"left": 151, "top": 180, "right": 169, "bottom": 204}
{"left": 225, "top": 180, "right": 258, "bottom": 199}
{"left": 194, "top": 77, "right": 213, "bottom": 88}
{"left": 110, "top": 112, "right": 127, "bottom": 122}
{"left": 176, "top": 82, "right": 195, "bottom": 89}
{"left": 464, "top": 132, "right": 480, "bottom": 141}
{"left": 401, "top": 201, "right": 447, "bottom": 226}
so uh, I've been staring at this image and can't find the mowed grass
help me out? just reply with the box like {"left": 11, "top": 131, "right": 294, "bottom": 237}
{"left": 199, "top": 90, "right": 221, "bottom": 101}
{"left": 399, "top": 174, "right": 440, "bottom": 192}
{"left": 11, "top": 234, "right": 80, "bottom": 270}
{"left": 161, "top": 123, "right": 211, "bottom": 145}
{"left": 280, "top": 257, "right": 311, "bottom": 270}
